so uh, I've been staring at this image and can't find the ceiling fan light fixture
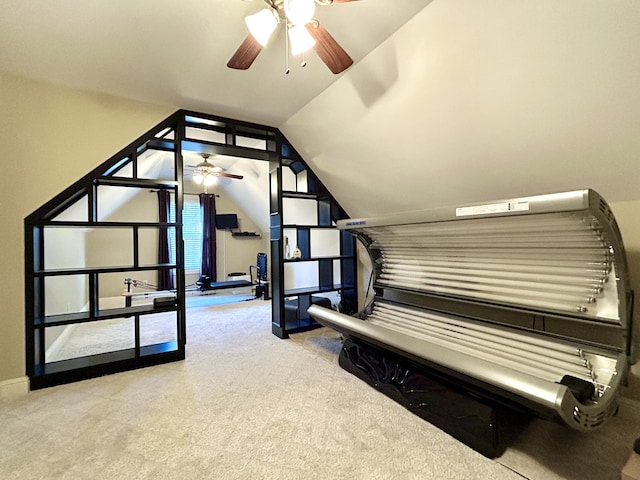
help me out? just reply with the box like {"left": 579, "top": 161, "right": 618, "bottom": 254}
{"left": 284, "top": 0, "right": 316, "bottom": 26}
{"left": 193, "top": 170, "right": 204, "bottom": 184}
{"left": 203, "top": 174, "right": 217, "bottom": 187}
{"left": 245, "top": 8, "right": 278, "bottom": 46}
{"left": 288, "top": 24, "right": 316, "bottom": 56}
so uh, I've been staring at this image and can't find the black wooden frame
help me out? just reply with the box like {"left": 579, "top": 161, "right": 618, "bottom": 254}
{"left": 25, "top": 109, "right": 357, "bottom": 388}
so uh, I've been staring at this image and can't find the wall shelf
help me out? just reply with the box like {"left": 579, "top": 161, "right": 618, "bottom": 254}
{"left": 231, "top": 231, "right": 261, "bottom": 238}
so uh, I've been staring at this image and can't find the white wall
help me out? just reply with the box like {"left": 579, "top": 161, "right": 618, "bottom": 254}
{"left": 211, "top": 193, "right": 270, "bottom": 282}
{"left": 0, "top": 71, "right": 174, "bottom": 384}
{"left": 281, "top": 0, "right": 640, "bottom": 217}
{"left": 86, "top": 188, "right": 162, "bottom": 300}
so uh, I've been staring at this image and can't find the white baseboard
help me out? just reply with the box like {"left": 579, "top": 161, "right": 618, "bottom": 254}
{"left": 0, "top": 376, "right": 29, "bottom": 401}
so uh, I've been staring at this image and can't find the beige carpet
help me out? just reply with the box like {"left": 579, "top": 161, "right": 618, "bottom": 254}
{"left": 2, "top": 300, "right": 638, "bottom": 479}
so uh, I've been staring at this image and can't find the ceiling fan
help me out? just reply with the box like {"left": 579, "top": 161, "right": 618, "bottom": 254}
{"left": 227, "top": 0, "right": 358, "bottom": 74}
{"left": 189, "top": 154, "right": 244, "bottom": 187}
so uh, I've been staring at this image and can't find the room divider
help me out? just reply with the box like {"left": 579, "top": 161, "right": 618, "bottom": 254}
{"left": 24, "top": 109, "right": 356, "bottom": 389}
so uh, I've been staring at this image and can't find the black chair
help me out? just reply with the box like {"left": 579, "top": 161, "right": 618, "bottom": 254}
{"left": 250, "top": 252, "right": 269, "bottom": 299}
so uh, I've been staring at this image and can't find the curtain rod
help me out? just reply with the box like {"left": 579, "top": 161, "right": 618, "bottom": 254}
{"left": 149, "top": 190, "right": 219, "bottom": 197}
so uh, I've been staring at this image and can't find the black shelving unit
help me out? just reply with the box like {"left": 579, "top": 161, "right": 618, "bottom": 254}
{"left": 25, "top": 113, "right": 187, "bottom": 390}
{"left": 270, "top": 143, "right": 357, "bottom": 338}
{"left": 25, "top": 109, "right": 356, "bottom": 388}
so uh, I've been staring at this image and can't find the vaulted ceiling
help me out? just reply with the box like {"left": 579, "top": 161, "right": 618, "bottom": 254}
{"left": 0, "top": 0, "right": 428, "bottom": 126}
{"left": 2, "top": 0, "right": 640, "bottom": 221}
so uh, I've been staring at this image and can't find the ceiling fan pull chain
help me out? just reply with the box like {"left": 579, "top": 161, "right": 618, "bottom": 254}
{"left": 301, "top": 51, "right": 307, "bottom": 68}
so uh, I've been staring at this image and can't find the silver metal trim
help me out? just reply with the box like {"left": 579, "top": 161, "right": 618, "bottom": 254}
{"left": 308, "top": 304, "right": 623, "bottom": 430}
{"left": 338, "top": 190, "right": 591, "bottom": 229}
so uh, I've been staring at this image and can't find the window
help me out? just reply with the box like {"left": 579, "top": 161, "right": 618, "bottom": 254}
{"left": 170, "top": 197, "right": 202, "bottom": 273}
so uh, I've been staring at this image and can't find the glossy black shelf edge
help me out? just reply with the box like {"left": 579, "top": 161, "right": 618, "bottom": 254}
{"left": 36, "top": 221, "right": 179, "bottom": 228}
{"left": 34, "top": 263, "right": 177, "bottom": 277}
{"left": 35, "top": 304, "right": 179, "bottom": 327}
{"left": 282, "top": 191, "right": 324, "bottom": 200}
{"left": 284, "top": 284, "right": 356, "bottom": 296}
{"left": 284, "top": 321, "right": 323, "bottom": 335}
{"left": 94, "top": 177, "right": 178, "bottom": 188}
{"left": 30, "top": 341, "right": 183, "bottom": 390}
{"left": 181, "top": 139, "right": 277, "bottom": 161}
{"left": 283, "top": 255, "right": 352, "bottom": 263}
{"left": 282, "top": 224, "right": 337, "bottom": 229}
{"left": 231, "top": 231, "right": 261, "bottom": 237}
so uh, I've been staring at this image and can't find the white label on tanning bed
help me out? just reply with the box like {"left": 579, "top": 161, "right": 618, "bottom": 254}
{"left": 456, "top": 201, "right": 530, "bottom": 217}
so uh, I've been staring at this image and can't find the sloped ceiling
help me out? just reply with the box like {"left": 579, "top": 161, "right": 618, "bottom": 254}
{"left": 281, "top": 0, "right": 640, "bottom": 217}
{"left": 2, "top": 1, "right": 639, "bottom": 221}
{"left": 183, "top": 153, "right": 271, "bottom": 232}
{"left": 0, "top": 0, "right": 428, "bottom": 126}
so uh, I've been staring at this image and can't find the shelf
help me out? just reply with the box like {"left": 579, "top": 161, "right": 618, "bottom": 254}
{"left": 35, "top": 221, "right": 179, "bottom": 228}
{"left": 232, "top": 231, "right": 261, "bottom": 238}
{"left": 282, "top": 224, "right": 336, "bottom": 229}
{"left": 30, "top": 341, "right": 183, "bottom": 389}
{"left": 282, "top": 318, "right": 322, "bottom": 335}
{"left": 35, "top": 303, "right": 178, "bottom": 327}
{"left": 282, "top": 191, "right": 319, "bottom": 200}
{"left": 41, "top": 342, "right": 180, "bottom": 374}
{"left": 34, "top": 263, "right": 177, "bottom": 277}
{"left": 145, "top": 139, "right": 176, "bottom": 152}
{"left": 284, "top": 255, "right": 352, "bottom": 263}
{"left": 284, "top": 284, "right": 356, "bottom": 296}
{"left": 181, "top": 139, "right": 277, "bottom": 162}
{"left": 94, "top": 177, "right": 178, "bottom": 189}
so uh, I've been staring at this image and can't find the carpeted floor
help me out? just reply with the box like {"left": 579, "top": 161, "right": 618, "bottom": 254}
{"left": 2, "top": 300, "right": 638, "bottom": 479}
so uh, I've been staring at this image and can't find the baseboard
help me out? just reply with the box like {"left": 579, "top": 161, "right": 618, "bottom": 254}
{"left": 0, "top": 376, "right": 30, "bottom": 401}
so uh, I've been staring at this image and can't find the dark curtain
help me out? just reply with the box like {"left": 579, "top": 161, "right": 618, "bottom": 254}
{"left": 157, "top": 190, "right": 174, "bottom": 290}
{"left": 200, "top": 193, "right": 217, "bottom": 281}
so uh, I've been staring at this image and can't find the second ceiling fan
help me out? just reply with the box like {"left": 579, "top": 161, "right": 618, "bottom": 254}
{"left": 190, "top": 154, "right": 244, "bottom": 188}
{"left": 227, "top": 0, "right": 358, "bottom": 74}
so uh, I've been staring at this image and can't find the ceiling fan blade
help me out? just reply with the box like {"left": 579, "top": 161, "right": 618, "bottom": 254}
{"left": 305, "top": 22, "right": 353, "bottom": 74}
{"left": 227, "top": 35, "right": 263, "bottom": 70}
{"left": 217, "top": 172, "right": 244, "bottom": 180}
